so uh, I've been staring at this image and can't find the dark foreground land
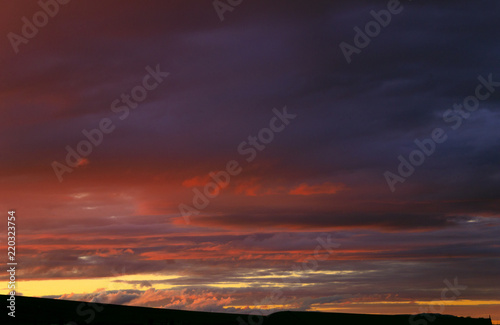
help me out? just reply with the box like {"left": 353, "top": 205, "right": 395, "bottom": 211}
{"left": 1, "top": 294, "right": 493, "bottom": 325}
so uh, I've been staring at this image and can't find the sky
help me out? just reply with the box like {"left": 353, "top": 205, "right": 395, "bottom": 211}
{"left": 1, "top": 0, "right": 499, "bottom": 323}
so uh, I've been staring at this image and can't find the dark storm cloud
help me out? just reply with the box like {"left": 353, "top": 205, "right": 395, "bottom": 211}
{"left": 2, "top": 0, "right": 499, "bottom": 195}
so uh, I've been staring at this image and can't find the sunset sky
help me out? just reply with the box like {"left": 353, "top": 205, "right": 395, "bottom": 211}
{"left": 1, "top": 0, "right": 499, "bottom": 323}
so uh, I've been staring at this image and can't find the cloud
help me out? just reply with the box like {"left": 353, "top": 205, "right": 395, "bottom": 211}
{"left": 289, "top": 182, "right": 345, "bottom": 196}
{"left": 1, "top": 0, "right": 500, "bottom": 320}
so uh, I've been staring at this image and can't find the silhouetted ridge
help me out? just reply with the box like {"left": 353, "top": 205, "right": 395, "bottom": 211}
{"left": 1, "top": 295, "right": 492, "bottom": 325}
{"left": 266, "top": 311, "right": 493, "bottom": 325}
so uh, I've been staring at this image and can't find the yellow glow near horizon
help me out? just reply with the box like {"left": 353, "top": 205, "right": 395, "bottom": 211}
{"left": 310, "top": 300, "right": 500, "bottom": 318}
{"left": 345, "top": 300, "right": 500, "bottom": 306}
{"left": 2, "top": 274, "right": 181, "bottom": 297}
{"left": 223, "top": 304, "right": 296, "bottom": 310}
{"left": 414, "top": 300, "right": 500, "bottom": 306}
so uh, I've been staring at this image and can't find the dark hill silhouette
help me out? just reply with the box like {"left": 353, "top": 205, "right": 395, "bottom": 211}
{"left": 1, "top": 294, "right": 493, "bottom": 325}
{"left": 266, "top": 311, "right": 493, "bottom": 325}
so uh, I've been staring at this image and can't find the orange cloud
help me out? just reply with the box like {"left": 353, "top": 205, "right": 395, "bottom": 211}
{"left": 126, "top": 288, "right": 234, "bottom": 310}
{"left": 289, "top": 182, "right": 345, "bottom": 196}
{"left": 234, "top": 179, "right": 262, "bottom": 196}
{"left": 182, "top": 175, "right": 211, "bottom": 188}
{"left": 76, "top": 158, "right": 89, "bottom": 167}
